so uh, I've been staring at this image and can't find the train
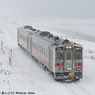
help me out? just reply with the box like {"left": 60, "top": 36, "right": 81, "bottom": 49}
{"left": 17, "top": 25, "right": 83, "bottom": 82}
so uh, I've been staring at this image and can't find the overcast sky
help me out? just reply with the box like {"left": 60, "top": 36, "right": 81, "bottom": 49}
{"left": 0, "top": 0, "right": 95, "bottom": 19}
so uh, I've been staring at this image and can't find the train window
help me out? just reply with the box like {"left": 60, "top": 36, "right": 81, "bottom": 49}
{"left": 36, "top": 44, "right": 38, "bottom": 50}
{"left": 34, "top": 43, "right": 36, "bottom": 49}
{"left": 74, "top": 49, "right": 82, "bottom": 60}
{"left": 43, "top": 48, "right": 44, "bottom": 55}
{"left": 41, "top": 47, "right": 43, "bottom": 54}
{"left": 33, "top": 42, "right": 34, "bottom": 48}
{"left": 66, "top": 51, "right": 71, "bottom": 60}
{"left": 33, "top": 43, "right": 35, "bottom": 48}
{"left": 41, "top": 47, "right": 42, "bottom": 54}
{"left": 43, "top": 48, "right": 45, "bottom": 55}
{"left": 42, "top": 47, "right": 43, "bottom": 54}
{"left": 40, "top": 47, "right": 42, "bottom": 54}
{"left": 44, "top": 49, "right": 46, "bottom": 56}
{"left": 40, "top": 46, "right": 41, "bottom": 53}
{"left": 36, "top": 44, "right": 37, "bottom": 50}
{"left": 35, "top": 43, "right": 36, "bottom": 49}
{"left": 56, "top": 47, "right": 64, "bottom": 60}
{"left": 38, "top": 46, "right": 40, "bottom": 52}
{"left": 35, "top": 43, "right": 37, "bottom": 50}
{"left": 35, "top": 44, "right": 36, "bottom": 49}
{"left": 44, "top": 48, "right": 45, "bottom": 56}
{"left": 46, "top": 50, "right": 48, "bottom": 57}
{"left": 32, "top": 42, "right": 33, "bottom": 47}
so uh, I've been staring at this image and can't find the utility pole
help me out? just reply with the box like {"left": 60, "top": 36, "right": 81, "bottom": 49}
{"left": 9, "top": 49, "right": 12, "bottom": 65}
{"left": 1, "top": 41, "right": 3, "bottom": 53}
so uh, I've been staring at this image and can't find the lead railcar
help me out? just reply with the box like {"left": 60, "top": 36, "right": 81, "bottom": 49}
{"left": 17, "top": 25, "right": 83, "bottom": 82}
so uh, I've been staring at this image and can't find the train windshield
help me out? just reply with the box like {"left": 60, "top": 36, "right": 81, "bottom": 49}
{"left": 74, "top": 47, "right": 82, "bottom": 60}
{"left": 66, "top": 51, "right": 71, "bottom": 60}
{"left": 56, "top": 47, "right": 64, "bottom": 60}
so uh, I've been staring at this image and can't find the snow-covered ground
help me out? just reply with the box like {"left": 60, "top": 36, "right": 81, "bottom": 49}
{"left": 0, "top": 16, "right": 95, "bottom": 95}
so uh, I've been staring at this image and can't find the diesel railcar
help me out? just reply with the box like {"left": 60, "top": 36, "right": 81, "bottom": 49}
{"left": 17, "top": 25, "right": 83, "bottom": 82}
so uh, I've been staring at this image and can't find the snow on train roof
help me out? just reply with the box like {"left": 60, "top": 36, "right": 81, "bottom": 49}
{"left": 33, "top": 31, "right": 81, "bottom": 46}
{"left": 18, "top": 25, "right": 36, "bottom": 34}
{"left": 18, "top": 26, "right": 82, "bottom": 46}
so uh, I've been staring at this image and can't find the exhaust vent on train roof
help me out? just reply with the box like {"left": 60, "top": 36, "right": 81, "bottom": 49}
{"left": 32, "top": 29, "right": 36, "bottom": 31}
{"left": 48, "top": 34, "right": 53, "bottom": 38}
{"left": 39, "top": 31, "right": 53, "bottom": 37}
{"left": 24, "top": 25, "right": 33, "bottom": 30}
{"left": 62, "top": 39, "right": 69, "bottom": 44}
{"left": 53, "top": 36, "right": 60, "bottom": 41}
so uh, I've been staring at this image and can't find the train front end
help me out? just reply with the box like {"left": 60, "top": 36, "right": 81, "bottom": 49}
{"left": 54, "top": 44, "right": 83, "bottom": 82}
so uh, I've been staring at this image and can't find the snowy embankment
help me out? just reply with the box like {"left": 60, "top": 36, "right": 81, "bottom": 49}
{"left": 0, "top": 16, "right": 95, "bottom": 95}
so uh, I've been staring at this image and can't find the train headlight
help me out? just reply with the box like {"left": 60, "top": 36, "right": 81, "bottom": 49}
{"left": 76, "top": 68, "right": 81, "bottom": 71}
{"left": 66, "top": 46, "right": 69, "bottom": 49}
{"left": 66, "top": 46, "right": 72, "bottom": 49}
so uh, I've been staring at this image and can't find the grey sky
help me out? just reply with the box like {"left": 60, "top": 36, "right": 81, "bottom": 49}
{"left": 0, "top": 0, "right": 95, "bottom": 18}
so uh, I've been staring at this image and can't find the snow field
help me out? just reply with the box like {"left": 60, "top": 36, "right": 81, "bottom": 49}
{"left": 0, "top": 16, "right": 95, "bottom": 95}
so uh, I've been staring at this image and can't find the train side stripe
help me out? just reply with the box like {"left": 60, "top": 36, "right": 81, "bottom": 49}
{"left": 55, "top": 63, "right": 64, "bottom": 67}
{"left": 74, "top": 63, "right": 82, "bottom": 66}
{"left": 32, "top": 48, "right": 49, "bottom": 63}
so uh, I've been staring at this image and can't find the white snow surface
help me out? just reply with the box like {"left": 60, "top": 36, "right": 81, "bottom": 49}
{"left": 0, "top": 16, "right": 95, "bottom": 95}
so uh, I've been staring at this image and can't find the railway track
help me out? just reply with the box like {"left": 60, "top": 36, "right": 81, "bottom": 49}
{"left": 0, "top": 20, "right": 92, "bottom": 95}
{"left": 4, "top": 26, "right": 17, "bottom": 42}
{"left": 74, "top": 82, "right": 91, "bottom": 95}
{"left": 62, "top": 81, "right": 91, "bottom": 95}
{"left": 0, "top": 21, "right": 18, "bottom": 91}
{"left": 0, "top": 20, "right": 17, "bottom": 42}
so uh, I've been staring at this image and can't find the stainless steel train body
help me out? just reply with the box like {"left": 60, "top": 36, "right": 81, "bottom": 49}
{"left": 17, "top": 25, "right": 83, "bottom": 81}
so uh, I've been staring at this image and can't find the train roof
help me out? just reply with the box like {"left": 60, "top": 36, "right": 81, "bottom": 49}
{"left": 18, "top": 25, "right": 37, "bottom": 34}
{"left": 33, "top": 31, "right": 82, "bottom": 47}
{"left": 18, "top": 26, "right": 82, "bottom": 47}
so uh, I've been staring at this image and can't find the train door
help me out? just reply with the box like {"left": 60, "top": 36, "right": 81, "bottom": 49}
{"left": 48, "top": 46, "right": 52, "bottom": 71}
{"left": 64, "top": 50, "right": 73, "bottom": 71}
{"left": 27, "top": 34, "right": 32, "bottom": 53}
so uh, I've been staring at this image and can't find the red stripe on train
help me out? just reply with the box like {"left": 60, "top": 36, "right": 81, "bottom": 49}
{"left": 32, "top": 48, "right": 49, "bottom": 63}
{"left": 74, "top": 63, "right": 82, "bottom": 66}
{"left": 55, "top": 63, "right": 64, "bottom": 67}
